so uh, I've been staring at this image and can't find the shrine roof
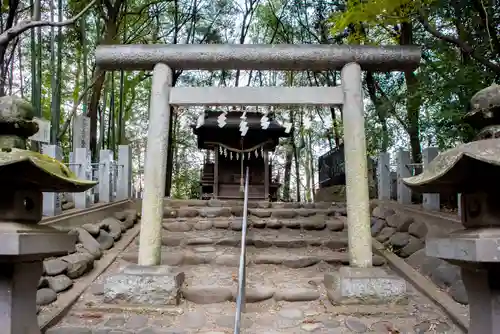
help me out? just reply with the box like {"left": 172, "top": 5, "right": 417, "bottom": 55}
{"left": 191, "top": 110, "right": 291, "bottom": 136}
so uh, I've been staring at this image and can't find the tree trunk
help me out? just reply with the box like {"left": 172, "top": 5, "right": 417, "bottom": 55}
{"left": 17, "top": 36, "right": 23, "bottom": 97}
{"left": 400, "top": 22, "right": 422, "bottom": 164}
{"left": 68, "top": 51, "right": 82, "bottom": 147}
{"left": 0, "top": 0, "right": 20, "bottom": 97}
{"left": 282, "top": 109, "right": 295, "bottom": 201}
{"left": 329, "top": 106, "right": 341, "bottom": 148}
{"left": 295, "top": 110, "right": 306, "bottom": 202}
{"left": 49, "top": 0, "right": 58, "bottom": 144}
{"left": 164, "top": 106, "right": 176, "bottom": 197}
{"left": 109, "top": 72, "right": 116, "bottom": 154}
{"left": 307, "top": 128, "right": 315, "bottom": 202}
{"left": 117, "top": 2, "right": 127, "bottom": 145}
{"left": 366, "top": 72, "right": 389, "bottom": 151}
{"left": 304, "top": 151, "right": 311, "bottom": 202}
{"left": 172, "top": 112, "right": 181, "bottom": 196}
{"left": 86, "top": 5, "right": 121, "bottom": 160}
{"left": 29, "top": 0, "right": 36, "bottom": 105}
{"left": 282, "top": 143, "right": 293, "bottom": 201}
{"left": 293, "top": 139, "right": 300, "bottom": 202}
{"left": 164, "top": 69, "right": 183, "bottom": 196}
{"left": 99, "top": 74, "right": 109, "bottom": 150}
{"left": 36, "top": 16, "right": 42, "bottom": 116}
{"left": 55, "top": 0, "right": 63, "bottom": 141}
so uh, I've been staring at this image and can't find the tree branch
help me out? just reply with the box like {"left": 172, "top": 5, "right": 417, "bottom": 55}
{"left": 2, "top": 38, "right": 19, "bottom": 79}
{"left": 417, "top": 10, "right": 500, "bottom": 73}
{"left": 124, "top": 0, "right": 171, "bottom": 17}
{"left": 267, "top": 0, "right": 292, "bottom": 43}
{"left": 471, "top": 0, "right": 500, "bottom": 57}
{"left": 373, "top": 79, "right": 409, "bottom": 131}
{"left": 0, "top": 0, "right": 98, "bottom": 47}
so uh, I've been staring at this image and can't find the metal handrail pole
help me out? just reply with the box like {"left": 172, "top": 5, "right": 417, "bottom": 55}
{"left": 233, "top": 167, "right": 250, "bottom": 334}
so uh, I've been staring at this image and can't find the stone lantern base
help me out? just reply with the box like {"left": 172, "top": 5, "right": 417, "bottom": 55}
{"left": 0, "top": 96, "right": 96, "bottom": 334}
{"left": 0, "top": 225, "right": 76, "bottom": 334}
{"left": 427, "top": 229, "right": 500, "bottom": 333}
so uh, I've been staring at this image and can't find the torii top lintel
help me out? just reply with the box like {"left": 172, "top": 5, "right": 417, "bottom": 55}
{"left": 95, "top": 44, "right": 421, "bottom": 72}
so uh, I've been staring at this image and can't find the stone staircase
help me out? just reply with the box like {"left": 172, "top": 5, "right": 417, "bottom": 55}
{"left": 130, "top": 201, "right": 381, "bottom": 256}
{"left": 121, "top": 201, "right": 386, "bottom": 306}
{"left": 48, "top": 200, "right": 462, "bottom": 334}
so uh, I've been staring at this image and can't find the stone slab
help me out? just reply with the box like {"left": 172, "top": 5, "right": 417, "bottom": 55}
{"left": 103, "top": 264, "right": 185, "bottom": 306}
{"left": 426, "top": 231, "right": 500, "bottom": 263}
{"left": 325, "top": 266, "right": 407, "bottom": 305}
{"left": 0, "top": 227, "right": 76, "bottom": 258}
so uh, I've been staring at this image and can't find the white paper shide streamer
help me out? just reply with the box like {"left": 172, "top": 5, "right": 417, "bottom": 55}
{"left": 217, "top": 112, "right": 227, "bottom": 128}
{"left": 239, "top": 111, "right": 248, "bottom": 137}
{"left": 260, "top": 113, "right": 270, "bottom": 130}
{"left": 196, "top": 113, "right": 205, "bottom": 128}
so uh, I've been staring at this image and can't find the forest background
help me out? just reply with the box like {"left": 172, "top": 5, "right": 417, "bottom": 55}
{"left": 0, "top": 0, "right": 498, "bottom": 201}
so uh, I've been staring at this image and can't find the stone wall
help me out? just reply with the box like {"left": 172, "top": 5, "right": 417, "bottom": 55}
{"left": 61, "top": 193, "right": 75, "bottom": 211}
{"left": 37, "top": 209, "right": 140, "bottom": 311}
{"left": 315, "top": 183, "right": 377, "bottom": 203}
{"left": 370, "top": 205, "right": 467, "bottom": 306}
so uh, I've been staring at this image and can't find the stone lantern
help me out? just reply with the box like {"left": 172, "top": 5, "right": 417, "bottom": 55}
{"left": 403, "top": 84, "right": 500, "bottom": 333}
{"left": 0, "top": 96, "right": 96, "bottom": 333}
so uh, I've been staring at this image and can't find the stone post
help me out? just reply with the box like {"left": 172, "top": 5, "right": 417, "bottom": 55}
{"left": 42, "top": 145, "right": 62, "bottom": 216}
{"left": 457, "top": 193, "right": 462, "bottom": 218}
{"left": 138, "top": 63, "right": 172, "bottom": 266}
{"left": 341, "top": 63, "right": 372, "bottom": 268}
{"left": 72, "top": 115, "right": 90, "bottom": 150}
{"left": 422, "top": 147, "right": 440, "bottom": 211}
{"left": 110, "top": 160, "right": 117, "bottom": 201}
{"left": 0, "top": 96, "right": 95, "bottom": 334}
{"left": 117, "top": 145, "right": 132, "bottom": 201}
{"left": 377, "top": 152, "right": 391, "bottom": 200}
{"left": 73, "top": 147, "right": 91, "bottom": 209}
{"left": 68, "top": 151, "right": 76, "bottom": 178}
{"left": 396, "top": 149, "right": 411, "bottom": 204}
{"left": 67, "top": 151, "right": 75, "bottom": 203}
{"left": 99, "top": 149, "right": 113, "bottom": 203}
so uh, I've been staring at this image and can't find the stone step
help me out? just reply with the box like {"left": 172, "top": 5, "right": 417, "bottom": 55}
{"left": 163, "top": 206, "right": 346, "bottom": 219}
{"left": 108, "top": 258, "right": 330, "bottom": 304}
{"left": 96, "top": 259, "right": 333, "bottom": 306}
{"left": 158, "top": 228, "right": 349, "bottom": 249}
{"left": 122, "top": 243, "right": 386, "bottom": 268}
{"left": 163, "top": 198, "right": 340, "bottom": 210}
{"left": 162, "top": 215, "right": 347, "bottom": 232}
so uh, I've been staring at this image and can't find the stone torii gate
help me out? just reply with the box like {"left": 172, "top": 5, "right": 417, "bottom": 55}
{"left": 94, "top": 44, "right": 421, "bottom": 274}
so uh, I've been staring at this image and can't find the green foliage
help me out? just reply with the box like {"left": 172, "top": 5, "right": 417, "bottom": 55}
{"left": 2, "top": 0, "right": 498, "bottom": 202}
{"left": 328, "top": 0, "right": 435, "bottom": 42}
{"left": 171, "top": 167, "right": 202, "bottom": 199}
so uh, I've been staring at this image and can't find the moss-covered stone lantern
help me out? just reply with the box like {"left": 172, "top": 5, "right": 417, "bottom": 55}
{"left": 403, "top": 83, "right": 500, "bottom": 334}
{"left": 0, "top": 96, "right": 96, "bottom": 333}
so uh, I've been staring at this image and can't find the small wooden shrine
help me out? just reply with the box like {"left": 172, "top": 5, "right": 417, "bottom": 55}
{"left": 192, "top": 110, "right": 291, "bottom": 201}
